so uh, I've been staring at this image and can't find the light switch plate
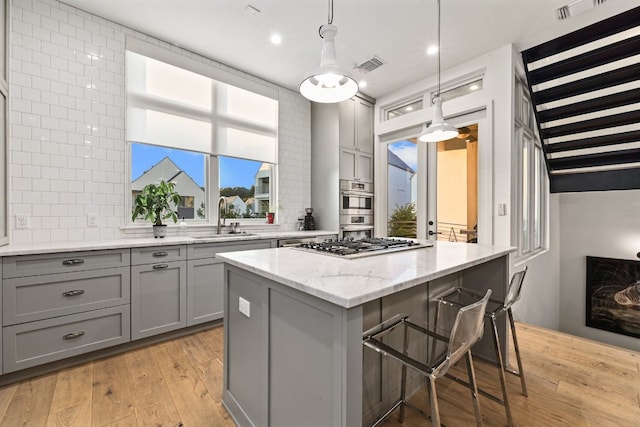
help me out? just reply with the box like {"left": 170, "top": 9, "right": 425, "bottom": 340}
{"left": 239, "top": 297, "right": 251, "bottom": 318}
{"left": 497, "top": 203, "right": 507, "bottom": 216}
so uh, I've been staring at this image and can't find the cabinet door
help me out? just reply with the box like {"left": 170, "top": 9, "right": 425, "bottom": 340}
{"left": 355, "top": 99, "right": 373, "bottom": 154}
{"left": 187, "top": 258, "right": 224, "bottom": 326}
{"left": 338, "top": 98, "right": 356, "bottom": 150}
{"left": 340, "top": 148, "right": 357, "bottom": 181}
{"left": 131, "top": 260, "right": 186, "bottom": 340}
{"left": 357, "top": 151, "right": 374, "bottom": 182}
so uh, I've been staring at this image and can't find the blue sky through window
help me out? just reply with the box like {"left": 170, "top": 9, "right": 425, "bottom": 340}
{"left": 131, "top": 143, "right": 263, "bottom": 189}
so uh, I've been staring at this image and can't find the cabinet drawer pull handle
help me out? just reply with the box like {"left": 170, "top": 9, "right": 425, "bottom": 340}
{"left": 62, "top": 290, "right": 85, "bottom": 297}
{"left": 152, "top": 251, "right": 168, "bottom": 257}
{"left": 63, "top": 331, "right": 85, "bottom": 340}
{"left": 62, "top": 259, "right": 85, "bottom": 266}
{"left": 153, "top": 264, "right": 169, "bottom": 270}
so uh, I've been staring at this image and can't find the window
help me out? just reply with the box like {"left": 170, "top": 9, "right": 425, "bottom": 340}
{"left": 126, "top": 45, "right": 278, "bottom": 224}
{"left": 515, "top": 77, "right": 546, "bottom": 257}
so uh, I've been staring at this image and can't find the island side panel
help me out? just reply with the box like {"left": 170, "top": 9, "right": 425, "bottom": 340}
{"left": 223, "top": 268, "right": 269, "bottom": 427}
{"left": 223, "top": 265, "right": 363, "bottom": 427}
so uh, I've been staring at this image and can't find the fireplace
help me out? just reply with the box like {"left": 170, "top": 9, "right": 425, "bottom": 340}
{"left": 586, "top": 256, "right": 640, "bottom": 338}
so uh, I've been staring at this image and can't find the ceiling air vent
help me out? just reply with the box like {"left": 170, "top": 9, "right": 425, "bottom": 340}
{"left": 356, "top": 56, "right": 385, "bottom": 73}
{"left": 556, "top": 0, "right": 607, "bottom": 21}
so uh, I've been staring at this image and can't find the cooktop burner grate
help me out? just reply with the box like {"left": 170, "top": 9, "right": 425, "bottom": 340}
{"left": 294, "top": 237, "right": 431, "bottom": 259}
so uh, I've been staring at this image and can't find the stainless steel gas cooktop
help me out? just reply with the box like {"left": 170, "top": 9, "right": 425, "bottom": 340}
{"left": 294, "top": 237, "right": 431, "bottom": 259}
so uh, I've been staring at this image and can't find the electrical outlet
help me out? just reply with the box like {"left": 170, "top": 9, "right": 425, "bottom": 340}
{"left": 239, "top": 297, "right": 251, "bottom": 318}
{"left": 88, "top": 213, "right": 98, "bottom": 227}
{"left": 16, "top": 214, "right": 29, "bottom": 229}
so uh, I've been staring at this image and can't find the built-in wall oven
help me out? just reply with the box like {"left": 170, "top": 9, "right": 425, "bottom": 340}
{"left": 340, "top": 179, "right": 374, "bottom": 239}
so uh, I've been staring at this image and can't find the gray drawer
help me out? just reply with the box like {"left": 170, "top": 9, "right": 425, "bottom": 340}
{"left": 3, "top": 305, "right": 130, "bottom": 373}
{"left": 3, "top": 267, "right": 130, "bottom": 325}
{"left": 131, "top": 245, "right": 186, "bottom": 265}
{"left": 2, "top": 249, "right": 130, "bottom": 278}
{"left": 188, "top": 240, "right": 274, "bottom": 260}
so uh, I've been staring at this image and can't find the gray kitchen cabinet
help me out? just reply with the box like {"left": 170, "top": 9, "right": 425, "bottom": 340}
{"left": 340, "top": 148, "right": 373, "bottom": 182}
{"left": 311, "top": 93, "right": 375, "bottom": 232}
{"left": 186, "top": 240, "right": 275, "bottom": 326}
{"left": 1, "top": 249, "right": 131, "bottom": 373}
{"left": 339, "top": 96, "right": 374, "bottom": 183}
{"left": 339, "top": 96, "right": 374, "bottom": 154}
{"left": 3, "top": 306, "right": 130, "bottom": 373}
{"left": 131, "top": 245, "right": 187, "bottom": 340}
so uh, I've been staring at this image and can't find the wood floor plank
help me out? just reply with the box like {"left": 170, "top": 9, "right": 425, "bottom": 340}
{"left": 91, "top": 354, "right": 136, "bottom": 427}
{"left": 45, "top": 399, "right": 92, "bottom": 427}
{"left": 0, "top": 383, "right": 18, "bottom": 421}
{"left": 151, "top": 339, "right": 234, "bottom": 426}
{"left": 49, "top": 363, "right": 93, "bottom": 414}
{"left": 124, "top": 346, "right": 183, "bottom": 427}
{"left": 1, "top": 372, "right": 57, "bottom": 427}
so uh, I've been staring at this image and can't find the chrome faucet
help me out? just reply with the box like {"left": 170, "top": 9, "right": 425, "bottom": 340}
{"left": 217, "top": 196, "right": 227, "bottom": 234}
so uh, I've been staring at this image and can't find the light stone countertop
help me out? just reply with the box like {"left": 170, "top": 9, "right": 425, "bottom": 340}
{"left": 0, "top": 230, "right": 337, "bottom": 257}
{"left": 217, "top": 241, "right": 515, "bottom": 308}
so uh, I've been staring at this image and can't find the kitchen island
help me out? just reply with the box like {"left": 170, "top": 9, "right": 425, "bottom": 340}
{"left": 217, "top": 241, "right": 514, "bottom": 427}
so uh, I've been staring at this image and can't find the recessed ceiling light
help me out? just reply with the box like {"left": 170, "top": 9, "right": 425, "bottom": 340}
{"left": 359, "top": 81, "right": 367, "bottom": 88}
{"left": 405, "top": 106, "right": 413, "bottom": 112}
{"left": 469, "top": 84, "right": 479, "bottom": 91}
{"left": 270, "top": 34, "right": 282, "bottom": 45}
{"left": 426, "top": 45, "right": 438, "bottom": 55}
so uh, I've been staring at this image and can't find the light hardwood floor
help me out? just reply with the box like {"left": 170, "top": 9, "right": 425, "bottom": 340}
{"left": 0, "top": 323, "right": 638, "bottom": 426}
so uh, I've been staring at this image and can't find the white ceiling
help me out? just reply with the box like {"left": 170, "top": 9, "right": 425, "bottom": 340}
{"left": 60, "top": 0, "right": 639, "bottom": 99}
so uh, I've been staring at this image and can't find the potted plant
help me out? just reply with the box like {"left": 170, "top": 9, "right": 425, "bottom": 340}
{"left": 132, "top": 180, "right": 182, "bottom": 238}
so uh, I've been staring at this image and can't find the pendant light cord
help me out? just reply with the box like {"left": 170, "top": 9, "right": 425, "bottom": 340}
{"left": 436, "top": 0, "right": 441, "bottom": 99}
{"left": 320, "top": 0, "right": 334, "bottom": 37}
{"left": 328, "top": 0, "right": 334, "bottom": 24}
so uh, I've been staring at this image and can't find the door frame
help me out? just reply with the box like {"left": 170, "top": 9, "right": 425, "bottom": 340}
{"left": 375, "top": 100, "right": 494, "bottom": 244}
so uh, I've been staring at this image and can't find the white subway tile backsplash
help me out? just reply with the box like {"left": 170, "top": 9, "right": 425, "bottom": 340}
{"left": 10, "top": 0, "right": 311, "bottom": 242}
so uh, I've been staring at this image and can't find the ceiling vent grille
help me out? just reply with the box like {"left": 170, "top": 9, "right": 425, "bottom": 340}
{"left": 556, "top": 0, "right": 607, "bottom": 21}
{"left": 356, "top": 56, "right": 385, "bottom": 73}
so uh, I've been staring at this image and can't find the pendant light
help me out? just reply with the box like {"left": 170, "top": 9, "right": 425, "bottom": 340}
{"left": 299, "top": 0, "right": 358, "bottom": 103}
{"left": 418, "top": 0, "right": 459, "bottom": 142}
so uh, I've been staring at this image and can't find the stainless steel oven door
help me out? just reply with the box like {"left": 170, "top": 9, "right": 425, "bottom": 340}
{"left": 340, "top": 192, "right": 373, "bottom": 215}
{"left": 340, "top": 214, "right": 373, "bottom": 226}
{"left": 340, "top": 179, "right": 373, "bottom": 193}
{"left": 340, "top": 225, "right": 373, "bottom": 240}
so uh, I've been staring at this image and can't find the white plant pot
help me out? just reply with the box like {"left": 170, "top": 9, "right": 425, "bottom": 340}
{"left": 153, "top": 224, "right": 167, "bottom": 238}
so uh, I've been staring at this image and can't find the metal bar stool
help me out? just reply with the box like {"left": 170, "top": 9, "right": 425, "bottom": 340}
{"left": 432, "top": 266, "right": 528, "bottom": 427}
{"left": 363, "top": 289, "right": 491, "bottom": 427}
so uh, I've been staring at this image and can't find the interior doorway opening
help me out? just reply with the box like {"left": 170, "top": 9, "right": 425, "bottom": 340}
{"left": 435, "top": 123, "right": 478, "bottom": 242}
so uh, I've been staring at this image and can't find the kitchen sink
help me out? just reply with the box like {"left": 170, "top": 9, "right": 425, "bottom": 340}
{"left": 191, "top": 233, "right": 258, "bottom": 240}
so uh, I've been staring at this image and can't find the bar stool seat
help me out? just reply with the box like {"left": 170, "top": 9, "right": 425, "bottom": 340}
{"left": 432, "top": 266, "right": 528, "bottom": 427}
{"left": 363, "top": 289, "right": 491, "bottom": 427}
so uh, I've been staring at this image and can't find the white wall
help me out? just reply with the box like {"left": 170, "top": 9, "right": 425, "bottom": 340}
{"left": 9, "top": 0, "right": 310, "bottom": 243}
{"left": 558, "top": 190, "right": 640, "bottom": 351}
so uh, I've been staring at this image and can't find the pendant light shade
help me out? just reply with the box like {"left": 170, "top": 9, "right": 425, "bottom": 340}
{"left": 418, "top": 97, "right": 459, "bottom": 142}
{"left": 300, "top": 2, "right": 358, "bottom": 103}
{"left": 419, "top": 0, "right": 458, "bottom": 142}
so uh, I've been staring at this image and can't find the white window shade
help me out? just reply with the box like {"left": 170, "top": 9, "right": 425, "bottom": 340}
{"left": 221, "top": 84, "right": 278, "bottom": 127}
{"left": 127, "top": 51, "right": 211, "bottom": 110}
{"left": 127, "top": 108, "right": 211, "bottom": 153}
{"left": 217, "top": 127, "right": 277, "bottom": 164}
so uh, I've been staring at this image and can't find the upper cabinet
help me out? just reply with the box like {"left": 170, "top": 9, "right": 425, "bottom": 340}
{"left": 338, "top": 96, "right": 374, "bottom": 182}
{"left": 339, "top": 97, "right": 374, "bottom": 154}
